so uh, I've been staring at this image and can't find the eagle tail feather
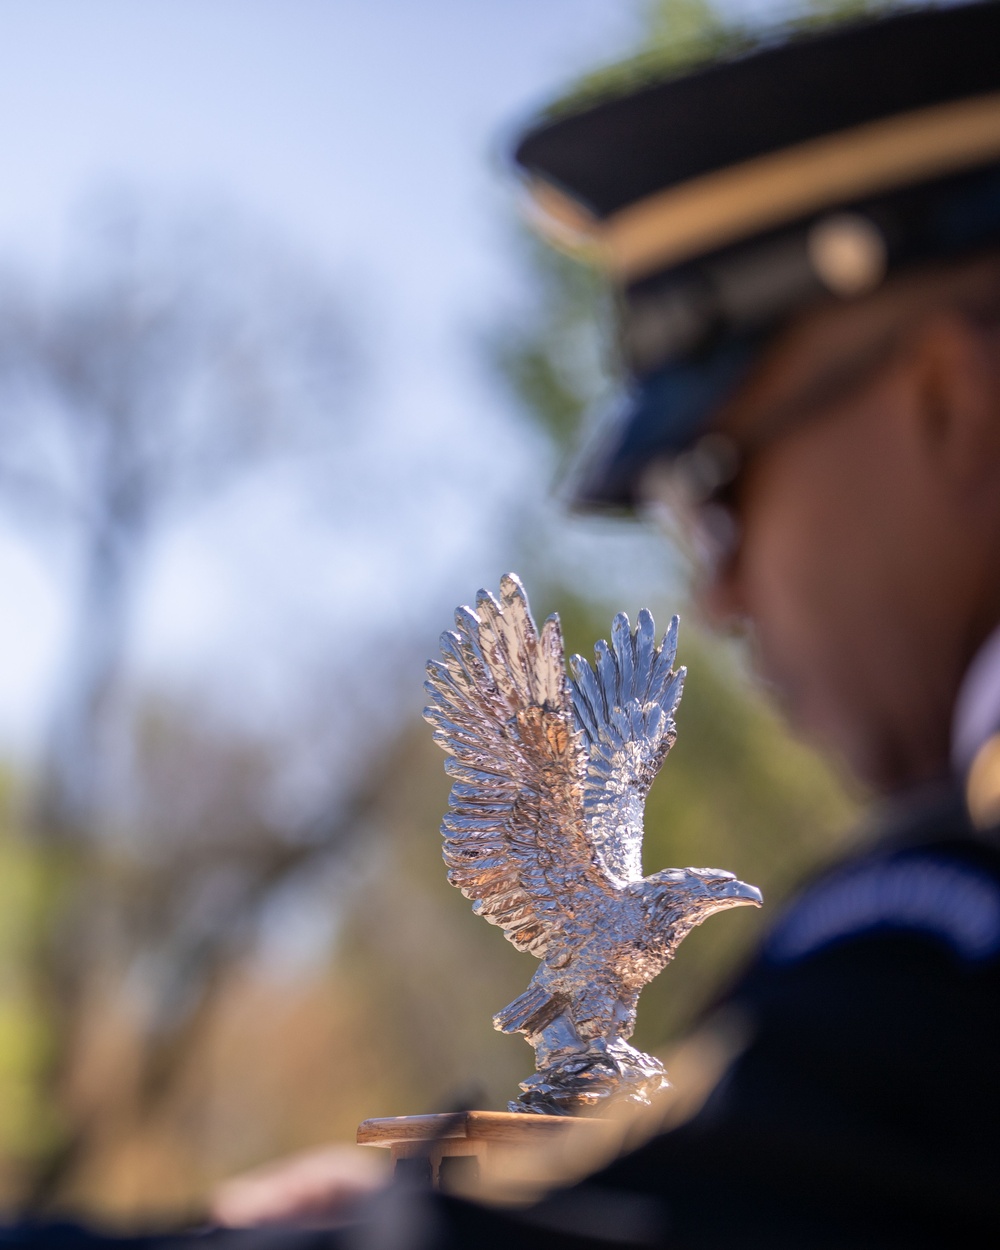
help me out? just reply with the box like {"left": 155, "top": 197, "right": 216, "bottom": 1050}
{"left": 493, "top": 981, "right": 564, "bottom": 1035}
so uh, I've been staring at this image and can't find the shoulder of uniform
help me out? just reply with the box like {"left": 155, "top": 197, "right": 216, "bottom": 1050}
{"left": 764, "top": 843, "right": 1000, "bottom": 965}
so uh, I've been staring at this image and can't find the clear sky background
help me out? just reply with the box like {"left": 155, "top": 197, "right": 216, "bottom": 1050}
{"left": 0, "top": 0, "right": 754, "bottom": 757}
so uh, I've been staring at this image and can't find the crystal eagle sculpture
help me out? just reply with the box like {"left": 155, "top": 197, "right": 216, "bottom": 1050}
{"left": 423, "top": 574, "right": 762, "bottom": 1115}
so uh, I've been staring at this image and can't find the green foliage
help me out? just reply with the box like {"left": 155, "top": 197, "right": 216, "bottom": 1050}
{"left": 557, "top": 0, "right": 752, "bottom": 116}
{"left": 553, "top": 0, "right": 912, "bottom": 117}
{"left": 488, "top": 234, "right": 614, "bottom": 459}
{"left": 0, "top": 778, "right": 68, "bottom": 1178}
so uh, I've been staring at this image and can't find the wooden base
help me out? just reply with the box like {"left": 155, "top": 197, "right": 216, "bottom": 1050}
{"left": 357, "top": 1110, "right": 618, "bottom": 1195}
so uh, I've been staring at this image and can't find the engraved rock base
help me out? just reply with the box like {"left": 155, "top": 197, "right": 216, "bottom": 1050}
{"left": 511, "top": 1039, "right": 671, "bottom": 1115}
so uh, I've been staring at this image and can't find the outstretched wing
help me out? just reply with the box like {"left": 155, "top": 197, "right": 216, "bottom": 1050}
{"left": 568, "top": 611, "right": 685, "bottom": 884}
{"left": 423, "top": 573, "right": 613, "bottom": 962}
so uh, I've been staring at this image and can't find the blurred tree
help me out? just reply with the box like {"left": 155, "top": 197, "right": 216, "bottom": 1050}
{"left": 0, "top": 198, "right": 355, "bottom": 839}
{"left": 0, "top": 197, "right": 367, "bottom": 1205}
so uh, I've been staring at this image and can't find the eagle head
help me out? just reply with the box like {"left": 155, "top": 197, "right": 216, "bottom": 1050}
{"left": 645, "top": 867, "right": 763, "bottom": 933}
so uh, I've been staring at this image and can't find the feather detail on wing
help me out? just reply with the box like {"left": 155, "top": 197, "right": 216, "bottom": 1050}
{"left": 569, "top": 610, "right": 685, "bottom": 884}
{"left": 423, "top": 573, "right": 612, "bottom": 962}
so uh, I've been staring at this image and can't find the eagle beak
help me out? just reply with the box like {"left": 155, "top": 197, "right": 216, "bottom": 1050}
{"left": 726, "top": 880, "right": 763, "bottom": 907}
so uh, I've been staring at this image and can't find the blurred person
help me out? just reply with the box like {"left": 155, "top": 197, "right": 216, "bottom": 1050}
{"left": 8, "top": 2, "right": 1000, "bottom": 1245}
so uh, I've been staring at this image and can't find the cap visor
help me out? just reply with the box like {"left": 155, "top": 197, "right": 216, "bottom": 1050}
{"left": 571, "top": 334, "right": 763, "bottom": 511}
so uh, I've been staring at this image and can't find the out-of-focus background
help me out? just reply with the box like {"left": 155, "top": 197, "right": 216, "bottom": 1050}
{"left": 0, "top": 0, "right": 867, "bottom": 1225}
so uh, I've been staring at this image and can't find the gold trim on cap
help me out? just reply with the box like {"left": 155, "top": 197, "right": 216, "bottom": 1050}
{"left": 528, "top": 92, "right": 1000, "bottom": 282}
{"left": 522, "top": 179, "right": 602, "bottom": 257}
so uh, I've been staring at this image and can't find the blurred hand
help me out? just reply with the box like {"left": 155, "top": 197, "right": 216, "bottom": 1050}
{"left": 210, "top": 1144, "right": 389, "bottom": 1228}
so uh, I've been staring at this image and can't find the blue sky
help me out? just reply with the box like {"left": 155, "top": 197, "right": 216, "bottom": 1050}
{"left": 0, "top": 1, "right": 747, "bottom": 754}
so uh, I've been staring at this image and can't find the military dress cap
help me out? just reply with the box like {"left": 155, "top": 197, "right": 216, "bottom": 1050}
{"left": 513, "top": 0, "right": 1000, "bottom": 509}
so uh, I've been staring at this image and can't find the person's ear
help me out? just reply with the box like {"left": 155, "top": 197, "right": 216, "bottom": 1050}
{"left": 908, "top": 309, "right": 1000, "bottom": 494}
